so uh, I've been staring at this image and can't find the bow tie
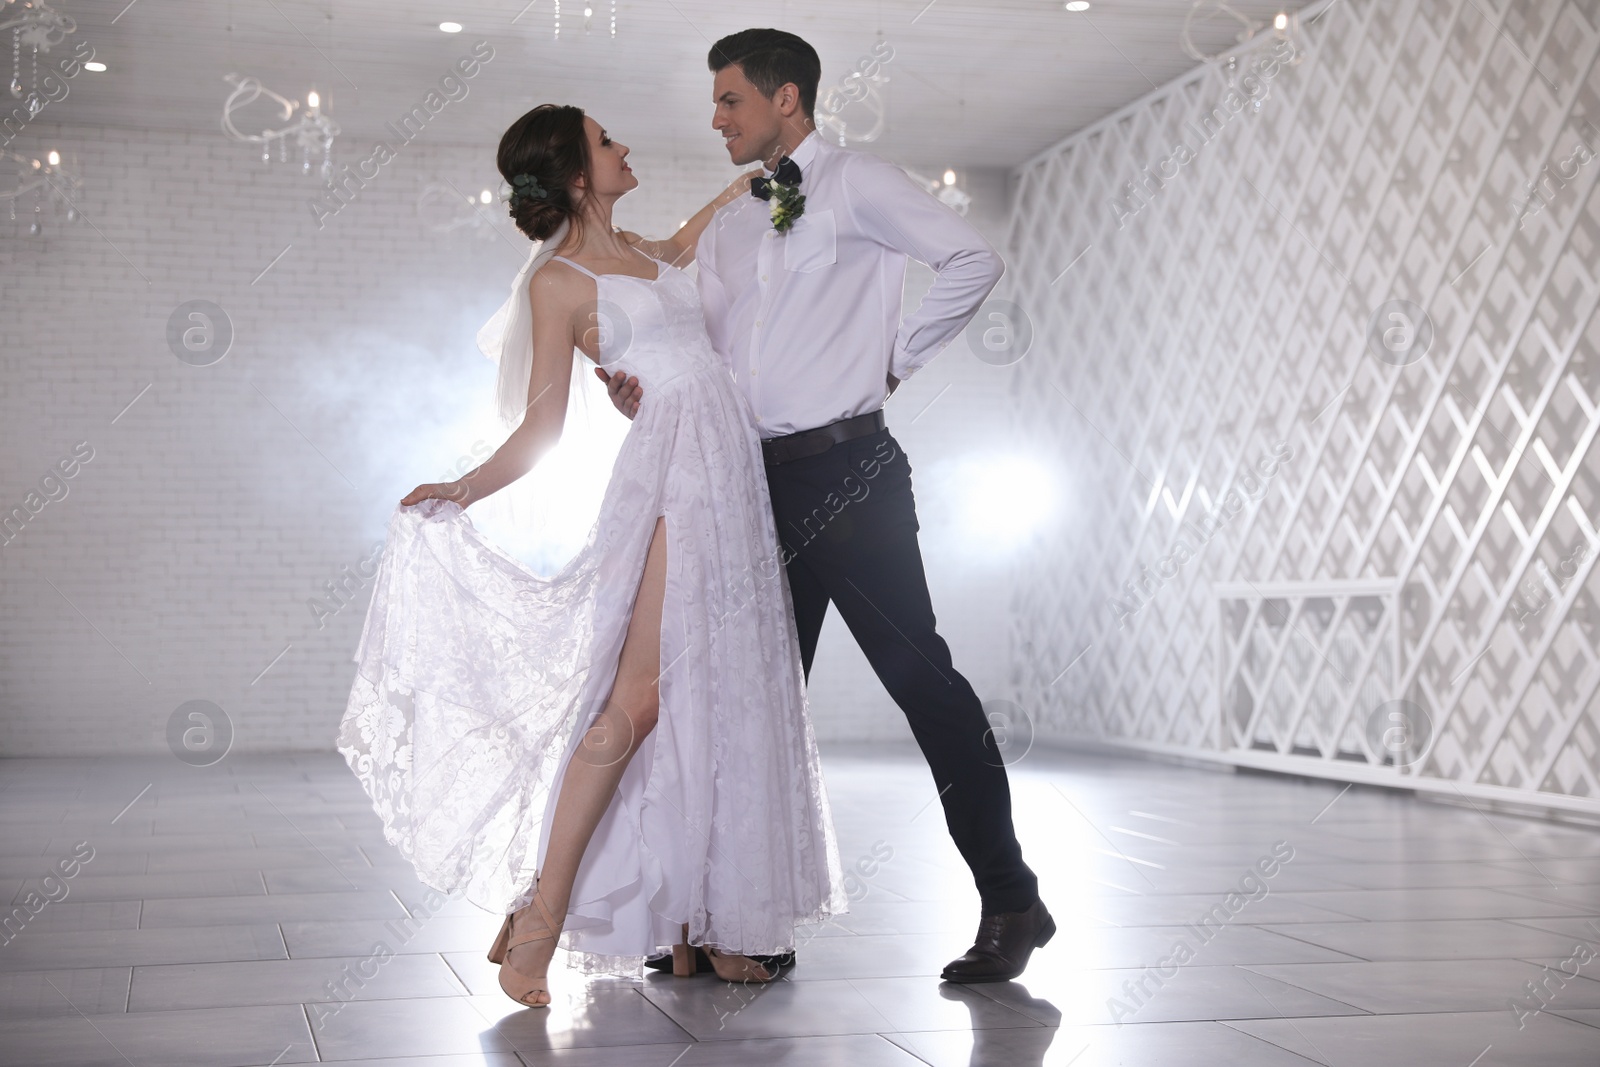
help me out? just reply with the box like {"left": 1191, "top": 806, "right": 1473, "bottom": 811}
{"left": 750, "top": 155, "right": 803, "bottom": 200}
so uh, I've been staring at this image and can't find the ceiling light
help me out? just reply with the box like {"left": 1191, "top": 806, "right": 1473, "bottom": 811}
{"left": 1274, "top": 12, "right": 1288, "bottom": 30}
{"left": 439, "top": 21, "right": 463, "bottom": 33}
{"left": 1064, "top": 1, "right": 1090, "bottom": 10}
{"left": 306, "top": 89, "right": 320, "bottom": 110}
{"left": 479, "top": 190, "right": 492, "bottom": 204}
{"left": 942, "top": 168, "right": 956, "bottom": 186}
{"left": 83, "top": 61, "right": 106, "bottom": 72}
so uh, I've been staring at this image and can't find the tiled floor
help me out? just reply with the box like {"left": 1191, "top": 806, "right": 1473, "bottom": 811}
{"left": 3, "top": 745, "right": 1599, "bottom": 1066}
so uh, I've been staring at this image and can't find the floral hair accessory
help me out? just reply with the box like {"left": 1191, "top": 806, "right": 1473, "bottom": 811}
{"left": 508, "top": 173, "right": 548, "bottom": 207}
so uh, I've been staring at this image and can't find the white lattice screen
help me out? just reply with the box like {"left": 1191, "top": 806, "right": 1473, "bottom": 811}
{"left": 1005, "top": 0, "right": 1600, "bottom": 812}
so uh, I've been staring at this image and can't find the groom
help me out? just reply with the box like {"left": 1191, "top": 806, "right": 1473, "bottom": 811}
{"left": 605, "top": 27, "right": 1051, "bottom": 983}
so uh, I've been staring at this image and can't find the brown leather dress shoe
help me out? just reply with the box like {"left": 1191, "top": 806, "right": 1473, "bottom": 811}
{"left": 940, "top": 898, "right": 1055, "bottom": 984}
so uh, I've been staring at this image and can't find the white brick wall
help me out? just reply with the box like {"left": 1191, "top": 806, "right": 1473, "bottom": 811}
{"left": 0, "top": 120, "right": 1018, "bottom": 755}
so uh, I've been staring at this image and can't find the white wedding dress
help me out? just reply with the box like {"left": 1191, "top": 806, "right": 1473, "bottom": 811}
{"left": 337, "top": 239, "right": 846, "bottom": 975}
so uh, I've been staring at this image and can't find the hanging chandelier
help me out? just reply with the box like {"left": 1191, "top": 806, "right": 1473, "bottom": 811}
{"left": 221, "top": 72, "right": 339, "bottom": 180}
{"left": 1177, "top": 2, "right": 1308, "bottom": 117}
{"left": 817, "top": 40, "right": 893, "bottom": 146}
{"left": 2, "top": 0, "right": 77, "bottom": 117}
{"left": 904, "top": 167, "right": 970, "bottom": 216}
{"left": 1180, "top": 2, "right": 1307, "bottom": 68}
{"left": 551, "top": 1, "right": 617, "bottom": 39}
{"left": 416, "top": 181, "right": 498, "bottom": 236}
{"left": 1, "top": 147, "right": 83, "bottom": 235}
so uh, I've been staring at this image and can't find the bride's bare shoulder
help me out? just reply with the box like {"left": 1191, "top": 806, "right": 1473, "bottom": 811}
{"left": 527, "top": 258, "right": 588, "bottom": 311}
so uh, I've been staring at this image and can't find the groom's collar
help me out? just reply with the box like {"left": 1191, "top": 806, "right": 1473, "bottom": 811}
{"left": 767, "top": 128, "right": 821, "bottom": 175}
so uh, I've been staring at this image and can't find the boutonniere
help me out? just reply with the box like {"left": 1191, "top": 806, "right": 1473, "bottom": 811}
{"left": 769, "top": 183, "right": 806, "bottom": 232}
{"left": 750, "top": 155, "right": 806, "bottom": 233}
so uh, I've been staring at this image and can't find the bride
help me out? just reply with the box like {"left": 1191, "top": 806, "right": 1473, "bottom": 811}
{"left": 337, "top": 103, "right": 846, "bottom": 1007}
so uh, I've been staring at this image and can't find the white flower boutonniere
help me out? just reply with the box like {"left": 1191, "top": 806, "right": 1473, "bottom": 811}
{"left": 751, "top": 154, "right": 806, "bottom": 233}
{"left": 769, "top": 183, "right": 806, "bottom": 233}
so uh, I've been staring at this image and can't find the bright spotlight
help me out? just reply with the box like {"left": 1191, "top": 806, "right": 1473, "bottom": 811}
{"left": 439, "top": 21, "right": 463, "bottom": 33}
{"left": 946, "top": 455, "right": 1059, "bottom": 552}
{"left": 84, "top": 61, "right": 106, "bottom": 72}
{"left": 1065, "top": 1, "right": 1091, "bottom": 11}
{"left": 464, "top": 373, "right": 628, "bottom": 573}
{"left": 1274, "top": 12, "right": 1288, "bottom": 30}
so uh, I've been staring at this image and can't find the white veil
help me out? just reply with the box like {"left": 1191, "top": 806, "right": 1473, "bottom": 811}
{"left": 478, "top": 217, "right": 573, "bottom": 427}
{"left": 468, "top": 217, "right": 624, "bottom": 573}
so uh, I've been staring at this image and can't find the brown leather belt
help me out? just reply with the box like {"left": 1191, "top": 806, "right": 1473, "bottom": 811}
{"left": 761, "top": 409, "right": 886, "bottom": 465}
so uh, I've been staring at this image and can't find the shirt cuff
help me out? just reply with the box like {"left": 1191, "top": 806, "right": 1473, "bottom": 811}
{"left": 889, "top": 340, "right": 938, "bottom": 384}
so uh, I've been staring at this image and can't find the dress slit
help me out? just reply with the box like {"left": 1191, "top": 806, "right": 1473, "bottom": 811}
{"left": 337, "top": 252, "right": 844, "bottom": 977}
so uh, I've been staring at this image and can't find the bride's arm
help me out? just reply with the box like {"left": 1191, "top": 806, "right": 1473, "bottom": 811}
{"left": 620, "top": 169, "right": 763, "bottom": 270}
{"left": 400, "top": 271, "right": 577, "bottom": 508}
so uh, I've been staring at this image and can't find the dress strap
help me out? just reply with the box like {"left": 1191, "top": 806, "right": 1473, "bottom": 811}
{"left": 550, "top": 254, "right": 600, "bottom": 281}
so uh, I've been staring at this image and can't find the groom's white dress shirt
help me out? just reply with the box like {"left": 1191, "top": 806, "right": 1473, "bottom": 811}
{"left": 695, "top": 130, "right": 1004, "bottom": 439}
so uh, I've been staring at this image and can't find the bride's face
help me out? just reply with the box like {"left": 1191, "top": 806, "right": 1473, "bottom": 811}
{"left": 580, "top": 116, "right": 638, "bottom": 200}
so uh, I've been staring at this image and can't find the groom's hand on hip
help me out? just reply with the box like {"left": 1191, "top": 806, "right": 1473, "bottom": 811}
{"left": 596, "top": 367, "right": 643, "bottom": 420}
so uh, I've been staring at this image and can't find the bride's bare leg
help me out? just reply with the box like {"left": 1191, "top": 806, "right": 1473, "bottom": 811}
{"left": 505, "top": 516, "right": 668, "bottom": 998}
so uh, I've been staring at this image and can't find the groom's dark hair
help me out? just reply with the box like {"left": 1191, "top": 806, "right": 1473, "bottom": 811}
{"left": 708, "top": 29, "right": 821, "bottom": 119}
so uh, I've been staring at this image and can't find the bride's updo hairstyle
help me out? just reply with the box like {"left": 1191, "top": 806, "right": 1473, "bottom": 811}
{"left": 497, "top": 103, "right": 592, "bottom": 242}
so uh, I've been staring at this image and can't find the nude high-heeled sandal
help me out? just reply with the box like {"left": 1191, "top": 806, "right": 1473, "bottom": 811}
{"left": 705, "top": 945, "right": 774, "bottom": 983}
{"left": 670, "top": 923, "right": 774, "bottom": 983}
{"left": 486, "top": 890, "right": 563, "bottom": 1007}
{"left": 671, "top": 923, "right": 699, "bottom": 977}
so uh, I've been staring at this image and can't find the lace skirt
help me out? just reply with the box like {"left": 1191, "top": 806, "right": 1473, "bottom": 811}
{"left": 337, "top": 369, "right": 846, "bottom": 973}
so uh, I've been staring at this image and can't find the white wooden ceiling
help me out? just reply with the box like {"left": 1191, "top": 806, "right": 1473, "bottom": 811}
{"left": 26, "top": 0, "right": 1316, "bottom": 170}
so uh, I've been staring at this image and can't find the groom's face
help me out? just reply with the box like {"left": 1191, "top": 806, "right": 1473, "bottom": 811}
{"left": 711, "top": 64, "right": 785, "bottom": 168}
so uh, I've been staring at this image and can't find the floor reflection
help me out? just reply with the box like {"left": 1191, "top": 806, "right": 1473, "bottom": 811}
{"left": 4, "top": 744, "right": 1599, "bottom": 1066}
{"left": 945, "top": 981, "right": 1061, "bottom": 1066}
